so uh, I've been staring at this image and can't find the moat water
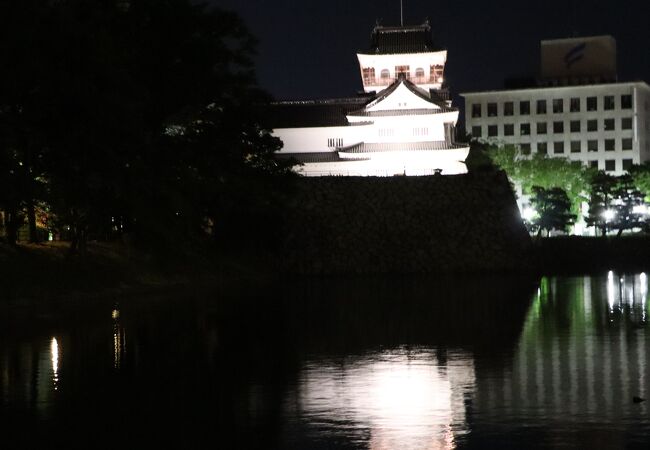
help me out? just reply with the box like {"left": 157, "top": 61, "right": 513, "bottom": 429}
{"left": 1, "top": 273, "right": 649, "bottom": 449}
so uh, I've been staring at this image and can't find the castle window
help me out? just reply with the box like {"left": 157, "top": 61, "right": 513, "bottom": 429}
{"left": 430, "top": 64, "right": 444, "bottom": 83}
{"left": 415, "top": 67, "right": 425, "bottom": 81}
{"left": 395, "top": 65, "right": 410, "bottom": 79}
{"left": 380, "top": 69, "right": 390, "bottom": 81}
{"left": 362, "top": 67, "right": 375, "bottom": 84}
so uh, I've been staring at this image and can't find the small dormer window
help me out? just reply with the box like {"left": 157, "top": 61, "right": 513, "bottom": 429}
{"left": 380, "top": 69, "right": 390, "bottom": 79}
{"left": 415, "top": 67, "right": 425, "bottom": 81}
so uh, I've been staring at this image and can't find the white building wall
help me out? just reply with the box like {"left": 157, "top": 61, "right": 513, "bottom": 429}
{"left": 462, "top": 82, "right": 650, "bottom": 175}
{"left": 357, "top": 51, "right": 447, "bottom": 92}
{"left": 274, "top": 125, "right": 371, "bottom": 154}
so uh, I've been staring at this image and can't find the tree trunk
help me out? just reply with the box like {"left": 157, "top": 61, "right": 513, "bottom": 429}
{"left": 27, "top": 201, "right": 39, "bottom": 243}
{"left": 617, "top": 228, "right": 623, "bottom": 237}
{"left": 4, "top": 207, "right": 20, "bottom": 247}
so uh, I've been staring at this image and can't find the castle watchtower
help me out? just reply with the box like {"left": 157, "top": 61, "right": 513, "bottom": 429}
{"left": 357, "top": 22, "right": 447, "bottom": 94}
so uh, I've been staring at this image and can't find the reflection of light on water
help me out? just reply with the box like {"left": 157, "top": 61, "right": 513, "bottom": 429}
{"left": 112, "top": 305, "right": 125, "bottom": 369}
{"left": 607, "top": 271, "right": 616, "bottom": 313}
{"left": 295, "top": 350, "right": 473, "bottom": 449}
{"left": 50, "top": 338, "right": 59, "bottom": 390}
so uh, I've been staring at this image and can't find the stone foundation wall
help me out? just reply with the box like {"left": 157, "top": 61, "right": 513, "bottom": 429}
{"left": 279, "top": 171, "right": 533, "bottom": 274}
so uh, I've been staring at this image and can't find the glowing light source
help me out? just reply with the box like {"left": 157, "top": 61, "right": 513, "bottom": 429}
{"left": 633, "top": 205, "right": 648, "bottom": 215}
{"left": 522, "top": 207, "right": 536, "bottom": 221}
{"left": 603, "top": 209, "right": 616, "bottom": 221}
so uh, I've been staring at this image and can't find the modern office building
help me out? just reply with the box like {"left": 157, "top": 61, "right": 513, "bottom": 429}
{"left": 269, "top": 22, "right": 469, "bottom": 176}
{"left": 462, "top": 36, "right": 650, "bottom": 175}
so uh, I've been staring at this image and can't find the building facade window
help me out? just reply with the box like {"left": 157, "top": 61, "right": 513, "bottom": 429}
{"left": 553, "top": 121, "right": 564, "bottom": 133}
{"left": 380, "top": 69, "right": 391, "bottom": 80}
{"left": 552, "top": 99, "right": 563, "bottom": 113}
{"left": 537, "top": 122, "right": 547, "bottom": 134}
{"left": 605, "top": 159, "right": 616, "bottom": 171}
{"left": 537, "top": 142, "right": 548, "bottom": 154}
{"left": 415, "top": 67, "right": 425, "bottom": 80}
{"left": 604, "top": 118, "right": 615, "bottom": 131}
{"left": 554, "top": 141, "right": 564, "bottom": 154}
{"left": 504, "top": 124, "right": 514, "bottom": 136}
{"left": 587, "top": 96, "right": 598, "bottom": 111}
{"left": 622, "top": 94, "right": 633, "bottom": 109}
{"left": 520, "top": 101, "right": 530, "bottom": 115}
{"left": 570, "top": 141, "right": 581, "bottom": 153}
{"left": 520, "top": 143, "right": 531, "bottom": 155}
{"left": 471, "top": 126, "right": 482, "bottom": 138}
{"left": 504, "top": 102, "right": 514, "bottom": 116}
{"left": 605, "top": 139, "right": 615, "bottom": 151}
{"left": 622, "top": 138, "right": 633, "bottom": 150}
{"left": 622, "top": 117, "right": 633, "bottom": 130}
{"left": 570, "top": 120, "right": 581, "bottom": 132}
{"left": 589, "top": 160, "right": 599, "bottom": 169}
{"left": 604, "top": 95, "right": 615, "bottom": 110}
{"left": 520, "top": 123, "right": 531, "bottom": 135}
{"left": 471, "top": 104, "right": 482, "bottom": 118}
{"left": 587, "top": 119, "right": 598, "bottom": 132}
{"left": 587, "top": 140, "right": 598, "bottom": 152}
{"left": 570, "top": 97, "right": 581, "bottom": 112}
{"left": 536, "top": 99, "right": 547, "bottom": 114}
{"left": 487, "top": 103, "right": 498, "bottom": 116}
{"left": 623, "top": 159, "right": 633, "bottom": 171}
{"left": 488, "top": 125, "right": 498, "bottom": 137}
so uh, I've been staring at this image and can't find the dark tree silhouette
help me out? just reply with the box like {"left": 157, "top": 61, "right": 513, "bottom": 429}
{"left": 529, "top": 186, "right": 576, "bottom": 237}
{"left": 0, "top": 0, "right": 294, "bottom": 253}
{"left": 585, "top": 172, "right": 617, "bottom": 236}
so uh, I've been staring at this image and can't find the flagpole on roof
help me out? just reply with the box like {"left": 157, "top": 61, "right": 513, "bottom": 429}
{"left": 400, "top": 0, "right": 403, "bottom": 26}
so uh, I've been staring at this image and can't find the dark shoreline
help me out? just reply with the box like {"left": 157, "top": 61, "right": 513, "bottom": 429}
{"left": 2, "top": 236, "right": 650, "bottom": 303}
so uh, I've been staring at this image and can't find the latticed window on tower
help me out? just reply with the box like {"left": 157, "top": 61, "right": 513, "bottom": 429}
{"left": 362, "top": 67, "right": 375, "bottom": 85}
{"left": 430, "top": 64, "right": 444, "bottom": 83}
{"left": 414, "top": 67, "right": 426, "bottom": 83}
{"left": 395, "top": 65, "right": 410, "bottom": 79}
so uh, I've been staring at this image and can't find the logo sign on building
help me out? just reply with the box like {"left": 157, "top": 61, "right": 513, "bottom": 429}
{"left": 541, "top": 35, "right": 617, "bottom": 81}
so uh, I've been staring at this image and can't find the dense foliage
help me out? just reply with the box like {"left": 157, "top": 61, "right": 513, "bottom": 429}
{"left": 0, "top": 0, "right": 295, "bottom": 253}
{"left": 482, "top": 142, "right": 650, "bottom": 236}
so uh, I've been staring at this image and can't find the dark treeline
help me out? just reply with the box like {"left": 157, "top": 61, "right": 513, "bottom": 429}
{"left": 0, "top": 0, "right": 295, "bottom": 255}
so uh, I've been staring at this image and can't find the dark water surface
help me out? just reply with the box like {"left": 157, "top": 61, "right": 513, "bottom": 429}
{"left": 1, "top": 273, "right": 649, "bottom": 449}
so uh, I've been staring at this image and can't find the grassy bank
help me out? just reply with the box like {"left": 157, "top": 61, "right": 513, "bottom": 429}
{"left": 0, "top": 241, "right": 274, "bottom": 302}
{"left": 534, "top": 235, "right": 650, "bottom": 275}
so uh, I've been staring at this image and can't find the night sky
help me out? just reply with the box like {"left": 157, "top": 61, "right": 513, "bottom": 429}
{"left": 210, "top": 0, "right": 650, "bottom": 105}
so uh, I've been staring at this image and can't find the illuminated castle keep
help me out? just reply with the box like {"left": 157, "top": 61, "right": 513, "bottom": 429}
{"left": 270, "top": 22, "right": 469, "bottom": 176}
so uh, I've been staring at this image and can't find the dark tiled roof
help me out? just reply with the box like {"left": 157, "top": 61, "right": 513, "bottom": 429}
{"left": 339, "top": 141, "right": 468, "bottom": 154}
{"left": 275, "top": 152, "right": 368, "bottom": 163}
{"left": 264, "top": 98, "right": 370, "bottom": 128}
{"left": 360, "top": 23, "right": 441, "bottom": 55}
{"left": 348, "top": 107, "right": 455, "bottom": 117}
